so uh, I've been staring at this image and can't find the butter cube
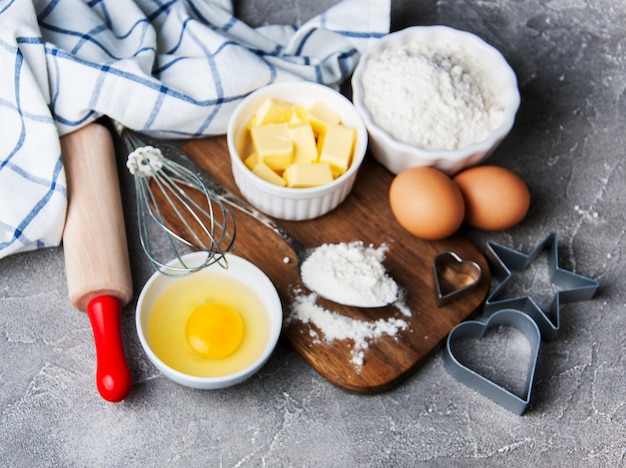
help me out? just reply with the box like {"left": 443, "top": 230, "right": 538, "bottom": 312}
{"left": 288, "top": 112, "right": 304, "bottom": 125}
{"left": 244, "top": 152, "right": 258, "bottom": 170}
{"left": 249, "top": 99, "right": 295, "bottom": 127}
{"left": 289, "top": 122, "right": 318, "bottom": 164}
{"left": 306, "top": 101, "right": 342, "bottom": 135}
{"left": 250, "top": 123, "right": 293, "bottom": 172}
{"left": 308, "top": 101, "right": 341, "bottom": 124}
{"left": 317, "top": 124, "right": 355, "bottom": 177}
{"left": 293, "top": 105, "right": 309, "bottom": 122}
{"left": 283, "top": 163, "right": 334, "bottom": 188}
{"left": 252, "top": 161, "right": 287, "bottom": 186}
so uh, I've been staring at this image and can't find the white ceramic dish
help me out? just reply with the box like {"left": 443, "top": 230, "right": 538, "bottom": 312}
{"left": 227, "top": 81, "right": 367, "bottom": 220}
{"left": 352, "top": 25, "right": 520, "bottom": 175}
{"left": 136, "top": 253, "right": 282, "bottom": 390}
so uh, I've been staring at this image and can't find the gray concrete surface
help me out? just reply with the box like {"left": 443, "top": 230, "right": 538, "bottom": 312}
{"left": 1, "top": 0, "right": 624, "bottom": 466}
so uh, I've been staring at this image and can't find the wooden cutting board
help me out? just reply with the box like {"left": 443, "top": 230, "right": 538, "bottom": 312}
{"left": 180, "top": 137, "right": 491, "bottom": 393}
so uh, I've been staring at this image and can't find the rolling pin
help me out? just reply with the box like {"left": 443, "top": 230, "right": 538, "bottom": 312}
{"left": 61, "top": 122, "right": 133, "bottom": 402}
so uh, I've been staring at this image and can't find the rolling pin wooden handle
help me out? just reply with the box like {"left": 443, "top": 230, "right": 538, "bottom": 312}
{"left": 87, "top": 296, "right": 132, "bottom": 402}
{"left": 61, "top": 122, "right": 133, "bottom": 402}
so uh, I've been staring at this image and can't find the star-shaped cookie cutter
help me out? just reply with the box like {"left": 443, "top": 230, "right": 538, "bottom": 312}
{"left": 484, "top": 232, "right": 599, "bottom": 340}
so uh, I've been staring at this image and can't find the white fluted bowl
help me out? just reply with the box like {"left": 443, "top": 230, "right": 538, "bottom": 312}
{"left": 352, "top": 25, "right": 520, "bottom": 175}
{"left": 227, "top": 81, "right": 367, "bottom": 220}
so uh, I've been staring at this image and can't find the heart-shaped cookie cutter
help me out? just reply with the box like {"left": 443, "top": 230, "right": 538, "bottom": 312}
{"left": 443, "top": 309, "right": 541, "bottom": 415}
{"left": 433, "top": 251, "right": 482, "bottom": 307}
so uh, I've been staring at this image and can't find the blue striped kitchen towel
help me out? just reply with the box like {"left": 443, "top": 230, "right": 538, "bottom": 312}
{"left": 0, "top": 0, "right": 390, "bottom": 259}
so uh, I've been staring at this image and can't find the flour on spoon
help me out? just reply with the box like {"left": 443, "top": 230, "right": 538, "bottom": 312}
{"left": 300, "top": 241, "right": 398, "bottom": 307}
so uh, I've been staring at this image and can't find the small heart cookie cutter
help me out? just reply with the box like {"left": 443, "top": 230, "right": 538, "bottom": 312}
{"left": 433, "top": 251, "right": 482, "bottom": 307}
{"left": 443, "top": 309, "right": 541, "bottom": 415}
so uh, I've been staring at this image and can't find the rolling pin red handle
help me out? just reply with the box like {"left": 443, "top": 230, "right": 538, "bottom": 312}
{"left": 87, "top": 295, "right": 132, "bottom": 403}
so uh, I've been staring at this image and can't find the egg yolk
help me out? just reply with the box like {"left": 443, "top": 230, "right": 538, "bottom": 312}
{"left": 185, "top": 303, "right": 244, "bottom": 359}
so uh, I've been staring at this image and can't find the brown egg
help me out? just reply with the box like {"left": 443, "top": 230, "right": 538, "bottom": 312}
{"left": 389, "top": 166, "right": 465, "bottom": 240}
{"left": 453, "top": 165, "right": 530, "bottom": 231}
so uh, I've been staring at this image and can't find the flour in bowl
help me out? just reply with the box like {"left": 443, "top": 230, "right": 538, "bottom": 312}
{"left": 361, "top": 40, "right": 506, "bottom": 150}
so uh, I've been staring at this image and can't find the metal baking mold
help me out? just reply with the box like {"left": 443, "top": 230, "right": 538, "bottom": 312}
{"left": 443, "top": 308, "right": 541, "bottom": 415}
{"left": 484, "top": 232, "right": 599, "bottom": 341}
{"left": 433, "top": 251, "right": 482, "bottom": 307}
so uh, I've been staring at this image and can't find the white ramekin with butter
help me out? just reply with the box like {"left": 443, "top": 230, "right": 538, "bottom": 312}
{"left": 227, "top": 81, "right": 368, "bottom": 221}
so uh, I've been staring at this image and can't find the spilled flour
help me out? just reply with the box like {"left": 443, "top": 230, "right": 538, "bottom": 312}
{"left": 288, "top": 291, "right": 410, "bottom": 368}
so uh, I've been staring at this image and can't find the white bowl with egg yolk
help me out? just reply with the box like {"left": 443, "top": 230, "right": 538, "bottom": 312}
{"left": 227, "top": 81, "right": 368, "bottom": 220}
{"left": 136, "top": 252, "right": 282, "bottom": 390}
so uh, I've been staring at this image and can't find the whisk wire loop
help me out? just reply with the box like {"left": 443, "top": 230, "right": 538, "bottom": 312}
{"left": 121, "top": 129, "right": 236, "bottom": 276}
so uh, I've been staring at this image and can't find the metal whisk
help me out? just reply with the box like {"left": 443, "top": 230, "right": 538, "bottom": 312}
{"left": 120, "top": 128, "right": 236, "bottom": 276}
